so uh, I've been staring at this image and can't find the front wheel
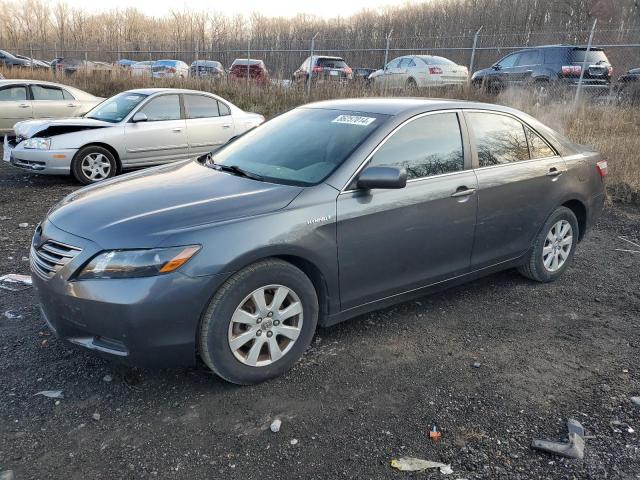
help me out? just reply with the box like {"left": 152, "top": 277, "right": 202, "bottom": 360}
{"left": 71, "top": 145, "right": 117, "bottom": 184}
{"left": 518, "top": 206, "right": 579, "bottom": 282}
{"left": 198, "top": 259, "right": 318, "bottom": 385}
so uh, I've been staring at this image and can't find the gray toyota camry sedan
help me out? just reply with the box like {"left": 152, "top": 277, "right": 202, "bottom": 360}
{"left": 31, "top": 98, "right": 606, "bottom": 384}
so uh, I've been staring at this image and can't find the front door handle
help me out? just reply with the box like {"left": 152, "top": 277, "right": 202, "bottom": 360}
{"left": 546, "top": 167, "right": 563, "bottom": 177}
{"left": 172, "top": 128, "right": 183, "bottom": 133}
{"left": 222, "top": 123, "right": 232, "bottom": 128}
{"left": 67, "top": 103, "right": 79, "bottom": 107}
{"left": 451, "top": 187, "right": 476, "bottom": 198}
{"left": 18, "top": 103, "right": 30, "bottom": 108}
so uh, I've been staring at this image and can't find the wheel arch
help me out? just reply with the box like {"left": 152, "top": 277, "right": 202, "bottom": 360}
{"left": 561, "top": 199, "right": 587, "bottom": 242}
{"left": 76, "top": 142, "right": 122, "bottom": 172}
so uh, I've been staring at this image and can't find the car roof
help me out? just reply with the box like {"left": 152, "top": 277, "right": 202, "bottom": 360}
{"left": 303, "top": 98, "right": 519, "bottom": 116}
{"left": 123, "top": 88, "right": 219, "bottom": 96}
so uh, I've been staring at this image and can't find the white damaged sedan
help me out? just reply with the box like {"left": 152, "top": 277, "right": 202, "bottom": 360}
{"left": 5, "top": 88, "right": 264, "bottom": 184}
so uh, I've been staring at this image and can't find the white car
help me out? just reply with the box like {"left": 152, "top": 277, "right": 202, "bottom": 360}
{"left": 6, "top": 88, "right": 264, "bottom": 184}
{"left": 130, "top": 61, "right": 154, "bottom": 77}
{"left": 152, "top": 60, "right": 189, "bottom": 79}
{"left": 370, "top": 55, "right": 469, "bottom": 89}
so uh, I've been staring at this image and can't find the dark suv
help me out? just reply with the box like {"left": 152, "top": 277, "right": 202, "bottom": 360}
{"left": 293, "top": 55, "right": 353, "bottom": 84}
{"left": 472, "top": 45, "right": 612, "bottom": 102}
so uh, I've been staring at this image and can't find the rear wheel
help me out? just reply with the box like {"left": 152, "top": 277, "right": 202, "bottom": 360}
{"left": 532, "top": 80, "right": 551, "bottom": 105}
{"left": 198, "top": 259, "right": 318, "bottom": 385}
{"left": 71, "top": 145, "right": 117, "bottom": 185}
{"left": 406, "top": 77, "right": 418, "bottom": 91}
{"left": 518, "top": 207, "right": 579, "bottom": 283}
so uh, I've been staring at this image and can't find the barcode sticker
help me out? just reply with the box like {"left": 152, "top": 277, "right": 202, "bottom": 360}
{"left": 332, "top": 115, "right": 376, "bottom": 126}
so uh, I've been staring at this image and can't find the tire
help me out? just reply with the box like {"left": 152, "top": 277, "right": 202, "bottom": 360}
{"left": 198, "top": 259, "right": 318, "bottom": 385}
{"left": 71, "top": 145, "right": 117, "bottom": 185}
{"left": 406, "top": 77, "right": 418, "bottom": 91}
{"left": 518, "top": 206, "right": 579, "bottom": 283}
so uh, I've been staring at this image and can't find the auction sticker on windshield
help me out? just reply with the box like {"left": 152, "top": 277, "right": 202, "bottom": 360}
{"left": 332, "top": 115, "right": 376, "bottom": 126}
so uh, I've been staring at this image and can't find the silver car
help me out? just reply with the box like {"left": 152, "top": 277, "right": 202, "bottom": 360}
{"left": 0, "top": 79, "right": 103, "bottom": 134}
{"left": 6, "top": 88, "right": 264, "bottom": 184}
{"left": 370, "top": 55, "right": 469, "bottom": 90}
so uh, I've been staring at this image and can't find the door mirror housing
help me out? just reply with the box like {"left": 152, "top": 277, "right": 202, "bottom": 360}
{"left": 357, "top": 166, "right": 407, "bottom": 190}
{"left": 132, "top": 112, "right": 148, "bottom": 123}
{"left": 492, "top": 64, "right": 501, "bottom": 70}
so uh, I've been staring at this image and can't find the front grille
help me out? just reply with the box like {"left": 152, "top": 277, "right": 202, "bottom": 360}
{"left": 30, "top": 240, "right": 82, "bottom": 280}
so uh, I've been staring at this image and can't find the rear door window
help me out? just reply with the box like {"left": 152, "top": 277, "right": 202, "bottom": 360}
{"left": 516, "top": 50, "right": 540, "bottom": 66}
{"left": 218, "top": 101, "right": 231, "bottom": 116}
{"left": 467, "top": 112, "right": 530, "bottom": 166}
{"left": 184, "top": 94, "right": 219, "bottom": 119}
{"left": 0, "top": 85, "right": 27, "bottom": 101}
{"left": 31, "top": 85, "right": 65, "bottom": 101}
{"left": 139, "top": 94, "right": 181, "bottom": 121}
{"left": 368, "top": 112, "right": 464, "bottom": 179}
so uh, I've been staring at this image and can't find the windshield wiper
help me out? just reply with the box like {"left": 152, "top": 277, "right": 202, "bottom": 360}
{"left": 209, "top": 162, "right": 264, "bottom": 181}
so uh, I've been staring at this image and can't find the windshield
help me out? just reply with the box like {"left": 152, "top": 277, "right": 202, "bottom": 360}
{"left": 85, "top": 92, "right": 148, "bottom": 123}
{"left": 209, "top": 108, "right": 387, "bottom": 186}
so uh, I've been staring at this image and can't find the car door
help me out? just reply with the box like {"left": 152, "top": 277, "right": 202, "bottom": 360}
{"left": 491, "top": 52, "right": 521, "bottom": 87}
{"left": 381, "top": 58, "right": 401, "bottom": 88}
{"left": 30, "top": 84, "right": 79, "bottom": 119}
{"left": 465, "top": 110, "right": 567, "bottom": 269}
{"left": 0, "top": 84, "right": 32, "bottom": 132}
{"left": 393, "top": 57, "right": 413, "bottom": 88}
{"left": 123, "top": 93, "right": 189, "bottom": 166}
{"left": 336, "top": 111, "right": 478, "bottom": 310}
{"left": 183, "top": 94, "right": 235, "bottom": 157}
{"left": 512, "top": 49, "right": 541, "bottom": 84}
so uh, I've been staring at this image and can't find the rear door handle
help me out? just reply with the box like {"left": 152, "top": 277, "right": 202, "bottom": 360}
{"left": 451, "top": 187, "right": 476, "bottom": 198}
{"left": 546, "top": 167, "right": 563, "bottom": 177}
{"left": 18, "top": 103, "right": 30, "bottom": 108}
{"left": 222, "top": 123, "right": 232, "bottom": 128}
{"left": 172, "top": 128, "right": 183, "bottom": 133}
{"left": 67, "top": 103, "right": 79, "bottom": 107}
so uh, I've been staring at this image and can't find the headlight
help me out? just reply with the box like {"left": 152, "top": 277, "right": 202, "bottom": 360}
{"left": 22, "top": 137, "right": 51, "bottom": 150}
{"left": 76, "top": 245, "right": 200, "bottom": 280}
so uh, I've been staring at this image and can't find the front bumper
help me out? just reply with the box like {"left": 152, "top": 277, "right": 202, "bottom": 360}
{"left": 31, "top": 220, "right": 227, "bottom": 368}
{"left": 9, "top": 143, "right": 77, "bottom": 175}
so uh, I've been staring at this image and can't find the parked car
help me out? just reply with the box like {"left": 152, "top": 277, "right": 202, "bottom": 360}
{"left": 0, "top": 49, "right": 46, "bottom": 68}
{"left": 292, "top": 55, "right": 353, "bottom": 84}
{"left": 229, "top": 59, "right": 269, "bottom": 86}
{"left": 471, "top": 45, "right": 613, "bottom": 103}
{"left": 117, "top": 59, "right": 137, "bottom": 68}
{"left": 54, "top": 58, "right": 112, "bottom": 76}
{"left": 615, "top": 67, "right": 640, "bottom": 105}
{"left": 130, "top": 61, "right": 154, "bottom": 77}
{"left": 370, "top": 55, "right": 468, "bottom": 89}
{"left": 6, "top": 88, "right": 264, "bottom": 184}
{"left": 353, "top": 67, "right": 377, "bottom": 86}
{"left": 14, "top": 54, "right": 50, "bottom": 69}
{"left": 151, "top": 60, "right": 189, "bottom": 79}
{"left": 190, "top": 60, "right": 224, "bottom": 78}
{"left": 29, "top": 98, "right": 605, "bottom": 384}
{"left": 0, "top": 80, "right": 103, "bottom": 135}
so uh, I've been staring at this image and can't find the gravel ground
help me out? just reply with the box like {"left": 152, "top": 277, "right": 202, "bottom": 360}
{"left": 1, "top": 158, "right": 639, "bottom": 479}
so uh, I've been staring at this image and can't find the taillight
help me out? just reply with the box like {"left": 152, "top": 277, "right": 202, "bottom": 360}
{"left": 561, "top": 65, "right": 581, "bottom": 76}
{"left": 607, "top": 66, "right": 613, "bottom": 76}
{"left": 428, "top": 66, "right": 443, "bottom": 75}
{"left": 312, "top": 66, "right": 323, "bottom": 73}
{"left": 168, "top": 67, "right": 176, "bottom": 73}
{"left": 596, "top": 160, "right": 608, "bottom": 177}
{"left": 344, "top": 67, "right": 353, "bottom": 75}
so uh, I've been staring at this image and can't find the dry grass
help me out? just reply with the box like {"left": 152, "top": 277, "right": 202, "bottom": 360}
{"left": 2, "top": 67, "right": 638, "bottom": 203}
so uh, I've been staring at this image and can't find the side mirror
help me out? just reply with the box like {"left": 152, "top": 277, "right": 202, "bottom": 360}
{"left": 492, "top": 64, "right": 501, "bottom": 70}
{"left": 132, "top": 112, "right": 148, "bottom": 123}
{"left": 357, "top": 166, "right": 407, "bottom": 190}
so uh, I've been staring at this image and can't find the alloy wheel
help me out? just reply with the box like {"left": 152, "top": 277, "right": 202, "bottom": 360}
{"left": 227, "top": 284, "right": 303, "bottom": 367}
{"left": 542, "top": 220, "right": 573, "bottom": 272}
{"left": 80, "top": 153, "right": 112, "bottom": 181}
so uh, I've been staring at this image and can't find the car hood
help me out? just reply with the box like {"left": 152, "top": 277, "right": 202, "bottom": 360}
{"left": 14, "top": 118, "right": 113, "bottom": 138}
{"left": 47, "top": 160, "right": 304, "bottom": 248}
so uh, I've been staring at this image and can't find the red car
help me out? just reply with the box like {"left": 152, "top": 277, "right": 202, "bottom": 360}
{"left": 229, "top": 59, "right": 269, "bottom": 86}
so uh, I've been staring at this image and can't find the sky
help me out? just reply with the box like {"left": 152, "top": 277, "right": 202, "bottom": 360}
{"left": 54, "top": 0, "right": 424, "bottom": 18}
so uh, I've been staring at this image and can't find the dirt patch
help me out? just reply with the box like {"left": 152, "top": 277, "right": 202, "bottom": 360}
{"left": 1, "top": 160, "right": 639, "bottom": 479}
